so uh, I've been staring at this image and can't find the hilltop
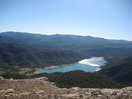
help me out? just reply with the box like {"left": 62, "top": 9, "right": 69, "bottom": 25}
{"left": 0, "top": 77, "right": 132, "bottom": 99}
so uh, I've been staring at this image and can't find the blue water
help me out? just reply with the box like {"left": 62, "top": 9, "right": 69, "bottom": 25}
{"left": 36, "top": 57, "right": 107, "bottom": 73}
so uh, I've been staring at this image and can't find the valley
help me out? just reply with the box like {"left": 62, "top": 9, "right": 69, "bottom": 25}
{"left": 0, "top": 31, "right": 132, "bottom": 88}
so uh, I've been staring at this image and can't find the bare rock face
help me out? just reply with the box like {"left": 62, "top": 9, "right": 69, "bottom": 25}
{"left": 0, "top": 78, "right": 132, "bottom": 99}
{"left": 0, "top": 89, "right": 14, "bottom": 94}
{"left": 0, "top": 76, "right": 4, "bottom": 80}
{"left": 35, "top": 77, "right": 48, "bottom": 81}
{"left": 91, "top": 90, "right": 103, "bottom": 96}
{"left": 5, "top": 89, "right": 14, "bottom": 94}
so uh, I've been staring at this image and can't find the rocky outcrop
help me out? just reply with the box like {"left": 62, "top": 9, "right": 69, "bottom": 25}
{"left": 0, "top": 77, "right": 132, "bottom": 99}
{"left": 0, "top": 76, "right": 4, "bottom": 80}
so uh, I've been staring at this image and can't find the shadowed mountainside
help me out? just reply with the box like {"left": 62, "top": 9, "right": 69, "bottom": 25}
{"left": 99, "top": 55, "right": 132, "bottom": 85}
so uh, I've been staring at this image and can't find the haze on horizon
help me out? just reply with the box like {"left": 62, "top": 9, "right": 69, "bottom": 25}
{"left": 0, "top": 0, "right": 132, "bottom": 40}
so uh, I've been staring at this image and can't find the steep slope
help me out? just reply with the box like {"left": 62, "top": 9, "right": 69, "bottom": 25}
{"left": 99, "top": 56, "right": 132, "bottom": 85}
{"left": 0, "top": 43, "right": 82, "bottom": 70}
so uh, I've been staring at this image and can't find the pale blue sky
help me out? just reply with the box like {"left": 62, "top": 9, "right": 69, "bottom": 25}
{"left": 0, "top": 0, "right": 132, "bottom": 40}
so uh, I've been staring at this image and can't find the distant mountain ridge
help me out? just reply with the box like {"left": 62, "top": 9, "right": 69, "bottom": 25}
{"left": 0, "top": 31, "right": 132, "bottom": 50}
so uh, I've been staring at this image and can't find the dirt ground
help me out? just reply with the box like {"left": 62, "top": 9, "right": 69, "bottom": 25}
{"left": 0, "top": 77, "right": 132, "bottom": 99}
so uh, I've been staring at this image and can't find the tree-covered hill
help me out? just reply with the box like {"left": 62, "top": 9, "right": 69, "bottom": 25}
{"left": 99, "top": 56, "right": 132, "bottom": 86}
{"left": 44, "top": 70, "right": 123, "bottom": 88}
{"left": 0, "top": 43, "right": 83, "bottom": 70}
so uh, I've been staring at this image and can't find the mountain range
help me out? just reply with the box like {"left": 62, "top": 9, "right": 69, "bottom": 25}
{"left": 0, "top": 31, "right": 132, "bottom": 85}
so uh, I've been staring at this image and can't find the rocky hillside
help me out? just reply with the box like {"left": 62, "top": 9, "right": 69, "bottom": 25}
{"left": 0, "top": 77, "right": 132, "bottom": 99}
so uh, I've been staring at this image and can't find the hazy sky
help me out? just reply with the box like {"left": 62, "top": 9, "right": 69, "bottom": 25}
{"left": 0, "top": 0, "right": 132, "bottom": 40}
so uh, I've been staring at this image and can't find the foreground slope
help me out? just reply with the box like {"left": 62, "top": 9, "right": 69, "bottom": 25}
{"left": 0, "top": 77, "right": 132, "bottom": 99}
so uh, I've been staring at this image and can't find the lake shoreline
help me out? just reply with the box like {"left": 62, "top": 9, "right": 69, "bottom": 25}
{"left": 44, "top": 63, "right": 73, "bottom": 69}
{"left": 36, "top": 57, "right": 107, "bottom": 73}
{"left": 33, "top": 64, "right": 73, "bottom": 74}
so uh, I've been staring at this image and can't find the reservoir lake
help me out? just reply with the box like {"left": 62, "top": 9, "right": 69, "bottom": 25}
{"left": 36, "top": 57, "right": 107, "bottom": 73}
